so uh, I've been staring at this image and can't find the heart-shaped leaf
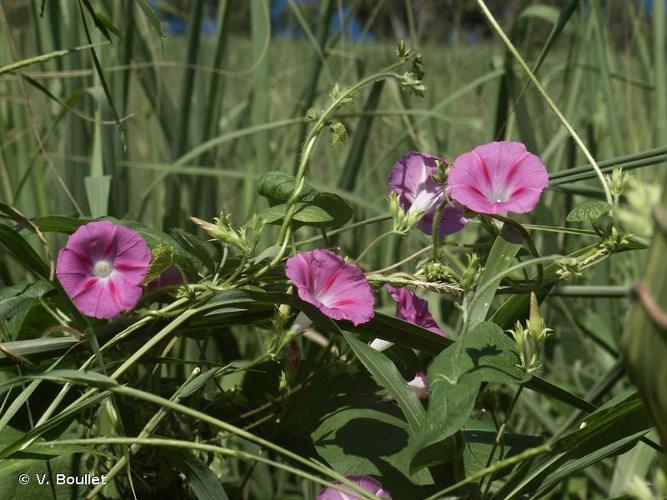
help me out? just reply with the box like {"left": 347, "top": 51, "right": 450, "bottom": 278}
{"left": 566, "top": 200, "right": 612, "bottom": 223}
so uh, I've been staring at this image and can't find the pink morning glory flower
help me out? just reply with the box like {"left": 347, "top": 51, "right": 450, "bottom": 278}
{"left": 56, "top": 221, "right": 151, "bottom": 319}
{"left": 408, "top": 371, "right": 430, "bottom": 400}
{"left": 388, "top": 151, "right": 466, "bottom": 236}
{"left": 370, "top": 286, "right": 445, "bottom": 351}
{"left": 448, "top": 141, "right": 549, "bottom": 215}
{"left": 285, "top": 250, "right": 374, "bottom": 326}
{"left": 317, "top": 475, "right": 391, "bottom": 499}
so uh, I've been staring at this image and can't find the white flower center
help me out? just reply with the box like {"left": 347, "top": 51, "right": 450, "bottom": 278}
{"left": 93, "top": 260, "right": 113, "bottom": 278}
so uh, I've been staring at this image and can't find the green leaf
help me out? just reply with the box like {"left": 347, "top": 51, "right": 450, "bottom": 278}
{"left": 257, "top": 172, "right": 315, "bottom": 205}
{"left": 171, "top": 228, "right": 217, "bottom": 273}
{"left": 497, "top": 393, "right": 651, "bottom": 499}
{"left": 0, "top": 224, "right": 50, "bottom": 279}
{"left": 164, "top": 448, "right": 229, "bottom": 500}
{"left": 93, "top": 12, "right": 121, "bottom": 38}
{"left": 277, "top": 365, "right": 432, "bottom": 496}
{"left": 308, "top": 192, "right": 353, "bottom": 228}
{"left": 259, "top": 192, "right": 353, "bottom": 229}
{"left": 0, "top": 370, "right": 118, "bottom": 393}
{"left": 146, "top": 243, "right": 175, "bottom": 284}
{"left": 0, "top": 338, "right": 79, "bottom": 366}
{"left": 329, "top": 121, "right": 348, "bottom": 144}
{"left": 0, "top": 454, "right": 75, "bottom": 499}
{"left": 409, "top": 322, "right": 528, "bottom": 474}
{"left": 312, "top": 405, "right": 433, "bottom": 495}
{"left": 33, "top": 215, "right": 90, "bottom": 234}
{"left": 260, "top": 203, "right": 330, "bottom": 224}
{"left": 432, "top": 322, "right": 528, "bottom": 387}
{"left": 135, "top": 0, "right": 164, "bottom": 38}
{"left": 343, "top": 332, "right": 425, "bottom": 433}
{"left": 0, "top": 280, "right": 53, "bottom": 320}
{"left": 84, "top": 175, "right": 112, "bottom": 218}
{"left": 566, "top": 200, "right": 613, "bottom": 223}
{"left": 468, "top": 225, "right": 523, "bottom": 328}
{"left": 518, "top": 4, "right": 561, "bottom": 25}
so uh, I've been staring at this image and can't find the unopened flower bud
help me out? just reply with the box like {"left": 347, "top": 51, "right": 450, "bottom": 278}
{"left": 509, "top": 293, "right": 551, "bottom": 373}
{"left": 191, "top": 214, "right": 247, "bottom": 252}
{"left": 388, "top": 192, "right": 424, "bottom": 234}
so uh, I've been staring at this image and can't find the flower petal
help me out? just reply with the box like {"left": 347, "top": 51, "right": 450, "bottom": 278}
{"left": 317, "top": 475, "right": 391, "bottom": 499}
{"left": 387, "top": 285, "right": 445, "bottom": 336}
{"left": 286, "top": 250, "right": 374, "bottom": 326}
{"left": 56, "top": 221, "right": 151, "bottom": 319}
{"left": 449, "top": 141, "right": 549, "bottom": 215}
{"left": 417, "top": 205, "right": 467, "bottom": 236}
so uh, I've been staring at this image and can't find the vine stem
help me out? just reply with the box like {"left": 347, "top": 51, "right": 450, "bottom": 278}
{"left": 354, "top": 230, "right": 400, "bottom": 264}
{"left": 242, "top": 60, "right": 410, "bottom": 284}
{"left": 476, "top": 0, "right": 612, "bottom": 205}
{"left": 481, "top": 385, "right": 525, "bottom": 494}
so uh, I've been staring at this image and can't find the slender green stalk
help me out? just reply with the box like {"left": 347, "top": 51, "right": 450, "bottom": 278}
{"left": 655, "top": 0, "right": 666, "bottom": 181}
{"left": 476, "top": 0, "right": 612, "bottom": 204}
{"left": 105, "top": 385, "right": 377, "bottom": 500}
{"left": 86, "top": 367, "right": 204, "bottom": 497}
{"left": 481, "top": 386, "right": 524, "bottom": 494}
{"left": 0, "top": 42, "right": 108, "bottom": 76}
{"left": 424, "top": 442, "right": 552, "bottom": 499}
{"left": 355, "top": 230, "right": 400, "bottom": 264}
{"left": 43, "top": 437, "right": 356, "bottom": 497}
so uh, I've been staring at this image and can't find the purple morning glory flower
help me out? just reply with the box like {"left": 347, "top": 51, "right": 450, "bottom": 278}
{"left": 388, "top": 151, "right": 466, "bottom": 236}
{"left": 448, "top": 141, "right": 549, "bottom": 215}
{"left": 286, "top": 250, "right": 374, "bottom": 326}
{"left": 370, "top": 286, "right": 445, "bottom": 351}
{"left": 386, "top": 285, "right": 445, "bottom": 336}
{"left": 317, "top": 475, "right": 392, "bottom": 499}
{"left": 56, "top": 221, "right": 151, "bottom": 319}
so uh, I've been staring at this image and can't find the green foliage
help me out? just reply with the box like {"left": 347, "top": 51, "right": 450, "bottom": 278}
{"left": 0, "top": 1, "right": 664, "bottom": 498}
{"left": 566, "top": 200, "right": 613, "bottom": 223}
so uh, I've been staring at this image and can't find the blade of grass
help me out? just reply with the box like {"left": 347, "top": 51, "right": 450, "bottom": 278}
{"left": 291, "top": 0, "right": 335, "bottom": 175}
{"left": 163, "top": 0, "right": 204, "bottom": 229}
{"left": 476, "top": 0, "right": 612, "bottom": 205}
{"left": 193, "top": 0, "right": 232, "bottom": 216}
{"left": 246, "top": 0, "right": 271, "bottom": 219}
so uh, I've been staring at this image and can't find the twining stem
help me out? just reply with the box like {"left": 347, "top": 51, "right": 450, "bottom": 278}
{"left": 373, "top": 245, "right": 433, "bottom": 273}
{"left": 481, "top": 385, "right": 525, "bottom": 494}
{"left": 476, "top": 0, "right": 612, "bottom": 205}
{"left": 242, "top": 60, "right": 412, "bottom": 283}
{"left": 354, "top": 230, "right": 401, "bottom": 264}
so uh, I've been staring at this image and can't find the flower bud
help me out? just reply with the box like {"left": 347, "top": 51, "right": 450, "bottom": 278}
{"left": 388, "top": 192, "right": 424, "bottom": 234}
{"left": 191, "top": 214, "right": 246, "bottom": 252}
{"left": 509, "top": 293, "right": 551, "bottom": 373}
